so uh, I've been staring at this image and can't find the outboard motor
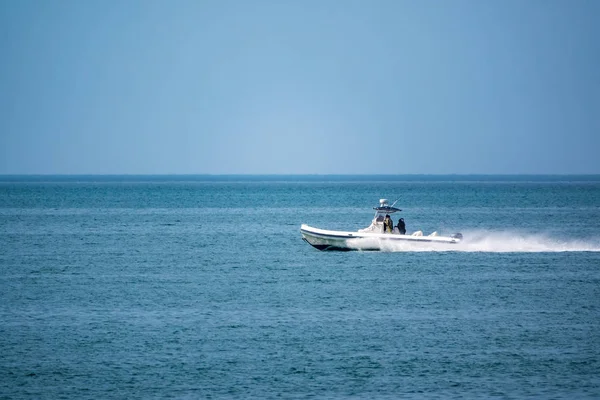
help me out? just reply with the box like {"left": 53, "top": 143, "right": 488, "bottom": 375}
{"left": 451, "top": 233, "right": 463, "bottom": 240}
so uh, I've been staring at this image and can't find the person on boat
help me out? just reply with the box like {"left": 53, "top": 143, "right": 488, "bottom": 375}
{"left": 383, "top": 214, "right": 394, "bottom": 233}
{"left": 396, "top": 218, "right": 406, "bottom": 235}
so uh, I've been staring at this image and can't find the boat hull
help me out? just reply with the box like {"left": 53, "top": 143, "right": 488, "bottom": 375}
{"left": 300, "top": 224, "right": 461, "bottom": 251}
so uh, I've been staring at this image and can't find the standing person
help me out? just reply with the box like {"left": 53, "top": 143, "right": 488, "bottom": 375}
{"left": 383, "top": 214, "right": 394, "bottom": 233}
{"left": 396, "top": 218, "right": 406, "bottom": 235}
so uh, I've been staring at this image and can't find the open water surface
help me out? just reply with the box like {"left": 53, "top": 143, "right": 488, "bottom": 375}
{"left": 1, "top": 175, "right": 600, "bottom": 398}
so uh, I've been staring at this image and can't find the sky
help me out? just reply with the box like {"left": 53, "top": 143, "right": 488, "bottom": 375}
{"left": 0, "top": 0, "right": 599, "bottom": 175}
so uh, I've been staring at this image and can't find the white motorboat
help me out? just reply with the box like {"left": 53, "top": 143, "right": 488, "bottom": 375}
{"left": 300, "top": 199, "right": 463, "bottom": 251}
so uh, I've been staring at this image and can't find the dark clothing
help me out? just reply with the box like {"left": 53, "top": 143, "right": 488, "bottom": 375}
{"left": 397, "top": 219, "right": 406, "bottom": 235}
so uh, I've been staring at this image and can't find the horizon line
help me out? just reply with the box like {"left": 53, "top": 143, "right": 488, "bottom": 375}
{"left": 2, "top": 173, "right": 600, "bottom": 176}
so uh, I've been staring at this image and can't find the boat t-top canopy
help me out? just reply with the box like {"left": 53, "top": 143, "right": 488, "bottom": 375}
{"left": 374, "top": 206, "right": 402, "bottom": 213}
{"left": 373, "top": 199, "right": 401, "bottom": 213}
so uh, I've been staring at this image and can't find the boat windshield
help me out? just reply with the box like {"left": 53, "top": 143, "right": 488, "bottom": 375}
{"left": 373, "top": 207, "right": 401, "bottom": 222}
{"left": 358, "top": 200, "right": 402, "bottom": 233}
{"left": 371, "top": 199, "right": 401, "bottom": 222}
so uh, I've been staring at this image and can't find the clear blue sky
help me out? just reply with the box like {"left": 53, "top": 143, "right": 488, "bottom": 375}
{"left": 1, "top": 0, "right": 598, "bottom": 174}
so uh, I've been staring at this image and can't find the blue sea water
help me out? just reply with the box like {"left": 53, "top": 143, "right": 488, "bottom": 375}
{"left": 1, "top": 175, "right": 600, "bottom": 399}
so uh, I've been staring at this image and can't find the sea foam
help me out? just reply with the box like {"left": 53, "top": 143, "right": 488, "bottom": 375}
{"left": 351, "top": 230, "right": 600, "bottom": 252}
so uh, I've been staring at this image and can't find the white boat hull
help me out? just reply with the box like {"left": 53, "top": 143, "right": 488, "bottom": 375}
{"left": 300, "top": 224, "right": 461, "bottom": 251}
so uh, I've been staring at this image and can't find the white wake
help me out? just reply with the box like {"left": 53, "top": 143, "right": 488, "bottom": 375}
{"left": 353, "top": 230, "right": 600, "bottom": 253}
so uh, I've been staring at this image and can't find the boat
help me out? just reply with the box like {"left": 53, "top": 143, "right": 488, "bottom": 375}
{"left": 300, "top": 199, "right": 463, "bottom": 251}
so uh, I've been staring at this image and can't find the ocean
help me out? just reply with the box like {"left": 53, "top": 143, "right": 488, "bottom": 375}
{"left": 1, "top": 175, "right": 599, "bottom": 399}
